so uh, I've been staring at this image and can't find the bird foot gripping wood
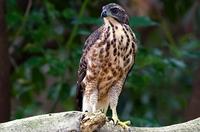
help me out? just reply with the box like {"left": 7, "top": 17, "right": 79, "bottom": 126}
{"left": 109, "top": 116, "right": 131, "bottom": 130}
{"left": 116, "top": 120, "right": 131, "bottom": 129}
{"left": 80, "top": 111, "right": 107, "bottom": 132}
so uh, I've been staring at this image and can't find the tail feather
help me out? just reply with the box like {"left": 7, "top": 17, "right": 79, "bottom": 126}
{"left": 76, "top": 83, "right": 83, "bottom": 111}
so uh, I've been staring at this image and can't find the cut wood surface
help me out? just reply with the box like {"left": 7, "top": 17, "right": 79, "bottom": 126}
{"left": 0, "top": 111, "right": 200, "bottom": 132}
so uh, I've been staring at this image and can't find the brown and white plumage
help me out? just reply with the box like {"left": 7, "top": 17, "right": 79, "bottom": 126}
{"left": 76, "top": 3, "right": 137, "bottom": 128}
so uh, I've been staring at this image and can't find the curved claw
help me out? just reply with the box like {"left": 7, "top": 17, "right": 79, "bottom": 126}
{"left": 99, "top": 109, "right": 104, "bottom": 113}
{"left": 107, "top": 117, "right": 113, "bottom": 122}
{"left": 111, "top": 117, "right": 131, "bottom": 129}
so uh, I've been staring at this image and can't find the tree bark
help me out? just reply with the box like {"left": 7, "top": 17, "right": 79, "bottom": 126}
{"left": 0, "top": 111, "right": 200, "bottom": 132}
{"left": 0, "top": 0, "right": 11, "bottom": 122}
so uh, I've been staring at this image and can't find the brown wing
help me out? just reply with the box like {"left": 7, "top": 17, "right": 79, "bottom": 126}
{"left": 76, "top": 25, "right": 105, "bottom": 111}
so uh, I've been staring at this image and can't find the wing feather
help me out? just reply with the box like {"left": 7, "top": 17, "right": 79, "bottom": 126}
{"left": 76, "top": 26, "right": 105, "bottom": 111}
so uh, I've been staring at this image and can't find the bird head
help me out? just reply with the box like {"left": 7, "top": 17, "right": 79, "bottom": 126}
{"left": 101, "top": 3, "right": 129, "bottom": 24}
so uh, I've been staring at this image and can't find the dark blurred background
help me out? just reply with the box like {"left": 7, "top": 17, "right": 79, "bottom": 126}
{"left": 0, "top": 0, "right": 200, "bottom": 127}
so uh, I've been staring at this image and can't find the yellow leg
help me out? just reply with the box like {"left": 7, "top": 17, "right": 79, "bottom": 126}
{"left": 111, "top": 107, "right": 131, "bottom": 129}
{"left": 108, "top": 79, "right": 131, "bottom": 129}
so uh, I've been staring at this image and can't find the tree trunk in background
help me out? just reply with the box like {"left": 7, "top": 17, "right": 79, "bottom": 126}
{"left": 0, "top": 0, "right": 11, "bottom": 122}
{"left": 185, "top": 67, "right": 200, "bottom": 120}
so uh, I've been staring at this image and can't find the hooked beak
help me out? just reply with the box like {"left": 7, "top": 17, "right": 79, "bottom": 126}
{"left": 101, "top": 10, "right": 107, "bottom": 18}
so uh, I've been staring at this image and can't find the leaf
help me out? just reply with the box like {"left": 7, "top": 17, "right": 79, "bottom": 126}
{"left": 73, "top": 17, "right": 103, "bottom": 25}
{"left": 168, "top": 58, "right": 186, "bottom": 69}
{"left": 6, "top": 11, "right": 23, "bottom": 29}
{"left": 77, "top": 28, "right": 91, "bottom": 35}
{"left": 129, "top": 16, "right": 157, "bottom": 28}
{"left": 48, "top": 83, "right": 62, "bottom": 100}
{"left": 45, "top": 55, "right": 67, "bottom": 76}
{"left": 45, "top": 1, "right": 60, "bottom": 20}
{"left": 62, "top": 8, "right": 77, "bottom": 19}
{"left": 31, "top": 68, "right": 45, "bottom": 92}
{"left": 23, "top": 43, "right": 44, "bottom": 53}
{"left": 47, "top": 83, "right": 69, "bottom": 101}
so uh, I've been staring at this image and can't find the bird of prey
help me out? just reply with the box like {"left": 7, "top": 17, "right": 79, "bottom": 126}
{"left": 76, "top": 3, "right": 137, "bottom": 128}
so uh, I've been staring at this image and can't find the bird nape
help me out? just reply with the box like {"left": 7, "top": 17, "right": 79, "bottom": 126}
{"left": 76, "top": 3, "right": 137, "bottom": 129}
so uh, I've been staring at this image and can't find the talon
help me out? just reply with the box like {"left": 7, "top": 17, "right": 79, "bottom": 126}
{"left": 81, "top": 114, "right": 86, "bottom": 120}
{"left": 111, "top": 117, "right": 118, "bottom": 126}
{"left": 96, "top": 109, "right": 104, "bottom": 114}
{"left": 107, "top": 117, "right": 113, "bottom": 122}
{"left": 115, "top": 120, "right": 118, "bottom": 125}
{"left": 111, "top": 117, "right": 131, "bottom": 129}
{"left": 97, "top": 109, "right": 104, "bottom": 113}
{"left": 99, "top": 109, "right": 104, "bottom": 113}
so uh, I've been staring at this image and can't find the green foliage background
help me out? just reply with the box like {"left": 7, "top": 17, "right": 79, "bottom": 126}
{"left": 7, "top": 0, "right": 200, "bottom": 126}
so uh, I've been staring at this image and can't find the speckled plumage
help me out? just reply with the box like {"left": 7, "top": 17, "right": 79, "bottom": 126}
{"left": 76, "top": 3, "right": 137, "bottom": 126}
